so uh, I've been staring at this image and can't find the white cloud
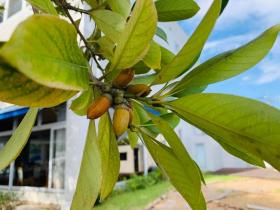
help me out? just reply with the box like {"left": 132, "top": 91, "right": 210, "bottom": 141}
{"left": 193, "top": 0, "right": 280, "bottom": 30}
{"left": 204, "top": 33, "right": 257, "bottom": 53}
{"left": 256, "top": 61, "right": 280, "bottom": 84}
{"left": 188, "top": 0, "right": 280, "bottom": 85}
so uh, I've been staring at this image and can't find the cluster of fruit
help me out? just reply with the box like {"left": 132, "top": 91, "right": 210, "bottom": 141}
{"left": 87, "top": 69, "right": 151, "bottom": 136}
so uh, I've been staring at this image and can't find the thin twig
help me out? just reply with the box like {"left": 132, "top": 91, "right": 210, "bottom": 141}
{"left": 56, "top": 0, "right": 105, "bottom": 74}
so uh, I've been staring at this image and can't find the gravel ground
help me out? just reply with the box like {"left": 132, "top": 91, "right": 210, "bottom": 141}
{"left": 148, "top": 168, "right": 280, "bottom": 210}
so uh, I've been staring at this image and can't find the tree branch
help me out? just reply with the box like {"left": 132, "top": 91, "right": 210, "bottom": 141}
{"left": 56, "top": 0, "right": 105, "bottom": 75}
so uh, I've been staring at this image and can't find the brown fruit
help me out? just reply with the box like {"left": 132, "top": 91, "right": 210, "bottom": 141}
{"left": 127, "top": 84, "right": 151, "bottom": 97}
{"left": 87, "top": 94, "right": 112, "bottom": 119}
{"left": 113, "top": 105, "right": 130, "bottom": 136}
{"left": 112, "top": 69, "right": 135, "bottom": 88}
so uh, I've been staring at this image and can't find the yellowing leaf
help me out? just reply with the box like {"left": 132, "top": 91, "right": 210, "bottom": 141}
{"left": 153, "top": 0, "right": 222, "bottom": 84}
{"left": 70, "top": 89, "right": 93, "bottom": 116}
{"left": 71, "top": 121, "right": 101, "bottom": 210}
{"left": 98, "top": 113, "right": 120, "bottom": 200}
{"left": 107, "top": 0, "right": 131, "bottom": 18}
{"left": 1, "top": 15, "right": 89, "bottom": 91}
{"left": 0, "top": 108, "right": 38, "bottom": 170}
{"left": 0, "top": 58, "right": 76, "bottom": 107}
{"left": 27, "top": 0, "right": 57, "bottom": 15}
{"left": 90, "top": 10, "right": 126, "bottom": 43}
{"left": 143, "top": 41, "right": 161, "bottom": 70}
{"left": 96, "top": 36, "right": 115, "bottom": 61}
{"left": 107, "top": 0, "right": 157, "bottom": 81}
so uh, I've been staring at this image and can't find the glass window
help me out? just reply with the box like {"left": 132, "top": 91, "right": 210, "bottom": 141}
{"left": 0, "top": 136, "right": 11, "bottom": 186}
{"left": 14, "top": 130, "right": 50, "bottom": 187}
{"left": 0, "top": 117, "right": 13, "bottom": 132}
{"left": 51, "top": 129, "right": 66, "bottom": 189}
{"left": 7, "top": 0, "right": 22, "bottom": 17}
{"left": 120, "top": 152, "right": 127, "bottom": 161}
{"left": 42, "top": 103, "right": 66, "bottom": 124}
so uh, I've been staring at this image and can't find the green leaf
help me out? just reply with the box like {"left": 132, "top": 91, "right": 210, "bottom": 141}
{"left": 0, "top": 58, "right": 76, "bottom": 107}
{"left": 160, "top": 46, "right": 175, "bottom": 66}
{"left": 144, "top": 113, "right": 180, "bottom": 136}
{"left": 167, "top": 93, "right": 280, "bottom": 171}
{"left": 0, "top": 108, "right": 38, "bottom": 170}
{"left": 143, "top": 41, "right": 161, "bottom": 70}
{"left": 0, "top": 15, "right": 89, "bottom": 91}
{"left": 219, "top": 141, "right": 265, "bottom": 167}
{"left": 221, "top": 0, "right": 229, "bottom": 14}
{"left": 107, "top": 0, "right": 157, "bottom": 81}
{"left": 70, "top": 121, "right": 101, "bottom": 210}
{"left": 172, "top": 86, "right": 207, "bottom": 98}
{"left": 141, "top": 133, "right": 206, "bottom": 210}
{"left": 133, "top": 61, "right": 151, "bottom": 74}
{"left": 172, "top": 25, "right": 280, "bottom": 94}
{"left": 156, "top": 27, "right": 168, "bottom": 43}
{"left": 107, "top": 0, "right": 131, "bottom": 18}
{"left": 147, "top": 114, "right": 204, "bottom": 201}
{"left": 128, "top": 130, "right": 138, "bottom": 149}
{"left": 90, "top": 10, "right": 126, "bottom": 43}
{"left": 153, "top": 0, "right": 222, "bottom": 84}
{"left": 70, "top": 89, "right": 93, "bottom": 116}
{"left": 27, "top": 0, "right": 57, "bottom": 15}
{"left": 96, "top": 36, "right": 115, "bottom": 61}
{"left": 84, "top": 0, "right": 98, "bottom": 8}
{"left": 131, "top": 74, "right": 156, "bottom": 85}
{"left": 98, "top": 113, "right": 120, "bottom": 200}
{"left": 155, "top": 0, "right": 199, "bottom": 22}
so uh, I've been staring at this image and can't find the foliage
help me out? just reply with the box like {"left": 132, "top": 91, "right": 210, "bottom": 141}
{"left": 0, "top": 0, "right": 279, "bottom": 209}
{"left": 0, "top": 192, "right": 18, "bottom": 210}
{"left": 125, "top": 169, "right": 165, "bottom": 192}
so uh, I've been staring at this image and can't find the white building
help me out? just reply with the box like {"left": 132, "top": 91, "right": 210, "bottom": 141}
{"left": 0, "top": 1, "right": 254, "bottom": 209}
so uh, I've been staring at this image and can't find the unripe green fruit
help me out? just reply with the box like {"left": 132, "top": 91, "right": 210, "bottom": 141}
{"left": 102, "top": 84, "right": 111, "bottom": 93}
{"left": 114, "top": 96, "right": 124, "bottom": 105}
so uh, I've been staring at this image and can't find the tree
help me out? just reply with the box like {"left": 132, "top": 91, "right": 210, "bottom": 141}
{"left": 0, "top": 0, "right": 279, "bottom": 209}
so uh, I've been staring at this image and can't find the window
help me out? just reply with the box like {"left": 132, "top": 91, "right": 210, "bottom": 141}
{"left": 7, "top": 0, "right": 22, "bottom": 17}
{"left": 0, "top": 136, "right": 11, "bottom": 186}
{"left": 195, "top": 144, "right": 206, "bottom": 171}
{"left": 51, "top": 129, "right": 66, "bottom": 189}
{"left": 13, "top": 130, "right": 50, "bottom": 187}
{"left": 120, "top": 152, "right": 127, "bottom": 161}
{"left": 0, "top": 104, "right": 67, "bottom": 189}
{"left": 0, "top": 117, "right": 13, "bottom": 132}
{"left": 42, "top": 103, "right": 66, "bottom": 124}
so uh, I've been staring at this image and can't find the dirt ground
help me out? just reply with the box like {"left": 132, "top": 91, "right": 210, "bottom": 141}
{"left": 147, "top": 168, "right": 280, "bottom": 210}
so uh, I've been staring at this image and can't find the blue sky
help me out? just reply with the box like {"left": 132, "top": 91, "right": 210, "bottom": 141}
{"left": 179, "top": 0, "right": 280, "bottom": 107}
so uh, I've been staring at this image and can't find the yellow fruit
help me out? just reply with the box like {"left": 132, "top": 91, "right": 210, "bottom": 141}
{"left": 127, "top": 84, "right": 151, "bottom": 97}
{"left": 128, "top": 108, "right": 133, "bottom": 125}
{"left": 87, "top": 94, "right": 112, "bottom": 119}
{"left": 113, "top": 69, "right": 135, "bottom": 88}
{"left": 113, "top": 105, "right": 130, "bottom": 136}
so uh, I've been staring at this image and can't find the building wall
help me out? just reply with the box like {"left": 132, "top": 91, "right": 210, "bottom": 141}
{"left": 64, "top": 101, "right": 89, "bottom": 210}
{"left": 175, "top": 120, "right": 253, "bottom": 172}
